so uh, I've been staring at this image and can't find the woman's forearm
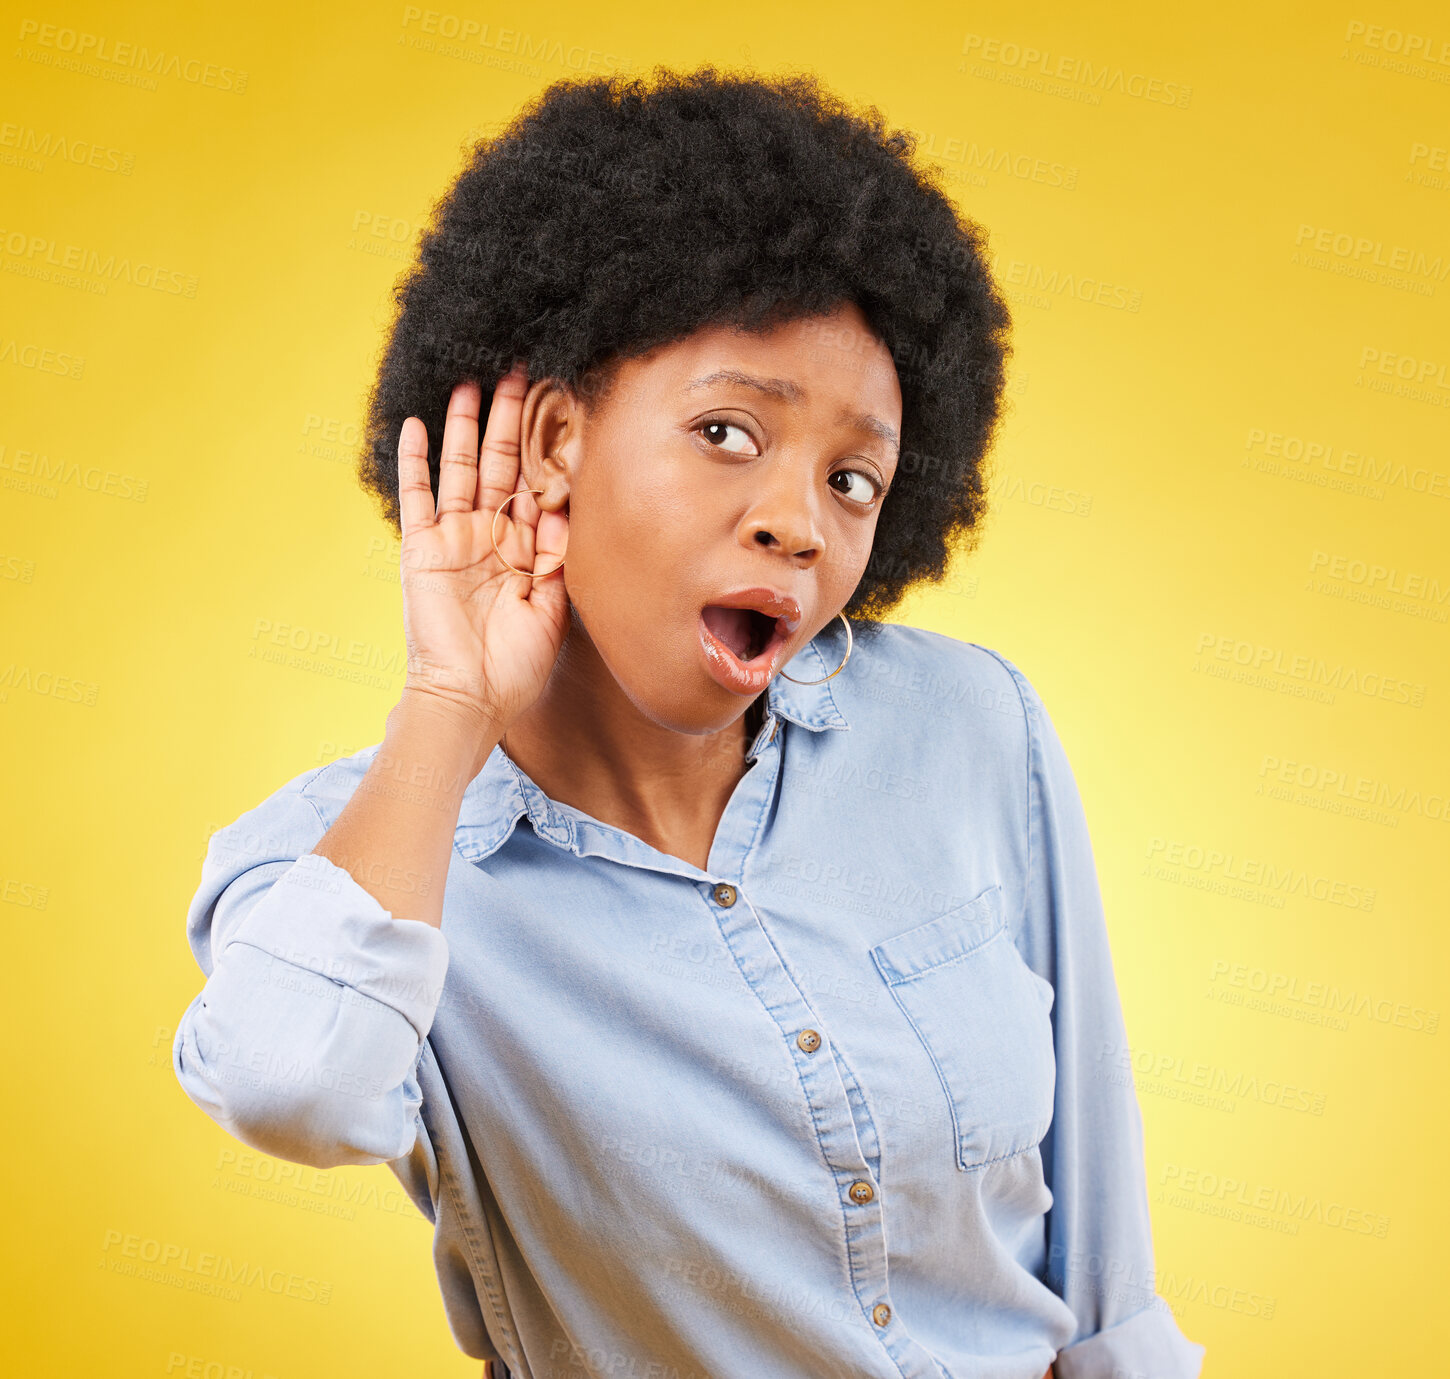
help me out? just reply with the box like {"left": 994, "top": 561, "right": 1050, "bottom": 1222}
{"left": 309, "top": 689, "right": 500, "bottom": 928}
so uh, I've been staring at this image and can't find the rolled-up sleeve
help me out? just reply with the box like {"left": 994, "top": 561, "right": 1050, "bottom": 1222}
{"left": 1009, "top": 670, "right": 1207, "bottom": 1379}
{"left": 173, "top": 776, "right": 451, "bottom": 1171}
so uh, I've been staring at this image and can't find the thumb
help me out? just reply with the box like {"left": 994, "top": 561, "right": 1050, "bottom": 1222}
{"left": 533, "top": 504, "right": 568, "bottom": 575}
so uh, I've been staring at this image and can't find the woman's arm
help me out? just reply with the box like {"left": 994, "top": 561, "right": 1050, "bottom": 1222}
{"left": 173, "top": 365, "right": 567, "bottom": 1168}
{"left": 171, "top": 695, "right": 497, "bottom": 1167}
{"left": 309, "top": 688, "right": 500, "bottom": 926}
{"left": 171, "top": 756, "right": 457, "bottom": 1170}
{"left": 170, "top": 691, "right": 495, "bottom": 1169}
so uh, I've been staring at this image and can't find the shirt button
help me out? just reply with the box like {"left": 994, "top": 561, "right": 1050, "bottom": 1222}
{"left": 796, "top": 1029, "right": 821, "bottom": 1053}
{"left": 848, "top": 1180, "right": 874, "bottom": 1205}
{"left": 872, "top": 1302, "right": 892, "bottom": 1327}
{"left": 712, "top": 882, "right": 737, "bottom": 907}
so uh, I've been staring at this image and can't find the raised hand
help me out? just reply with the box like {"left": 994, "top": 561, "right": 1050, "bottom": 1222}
{"left": 394, "top": 363, "right": 571, "bottom": 734}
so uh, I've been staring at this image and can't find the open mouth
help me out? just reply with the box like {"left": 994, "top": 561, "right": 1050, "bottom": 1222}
{"left": 697, "top": 587, "right": 802, "bottom": 694}
{"left": 701, "top": 605, "right": 781, "bottom": 665}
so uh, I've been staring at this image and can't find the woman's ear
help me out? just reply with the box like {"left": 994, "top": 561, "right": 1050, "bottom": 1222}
{"left": 518, "top": 376, "right": 578, "bottom": 513}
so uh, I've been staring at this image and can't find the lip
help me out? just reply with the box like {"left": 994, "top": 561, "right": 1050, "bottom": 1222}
{"left": 701, "top": 586, "right": 803, "bottom": 633}
{"left": 697, "top": 586, "right": 803, "bottom": 695}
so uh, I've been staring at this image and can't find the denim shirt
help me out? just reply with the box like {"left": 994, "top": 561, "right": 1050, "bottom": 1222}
{"left": 173, "top": 620, "right": 1206, "bottom": 1379}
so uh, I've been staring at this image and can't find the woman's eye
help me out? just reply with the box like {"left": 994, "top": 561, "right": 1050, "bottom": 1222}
{"left": 697, "top": 422, "right": 881, "bottom": 505}
{"left": 830, "top": 469, "right": 881, "bottom": 504}
{"left": 698, "top": 420, "right": 758, "bottom": 455}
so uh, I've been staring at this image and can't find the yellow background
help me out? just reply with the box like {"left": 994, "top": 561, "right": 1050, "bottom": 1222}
{"left": 2, "top": 1, "right": 1445, "bottom": 1374}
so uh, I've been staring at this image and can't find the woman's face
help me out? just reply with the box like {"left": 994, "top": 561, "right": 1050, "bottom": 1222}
{"left": 520, "top": 298, "right": 902, "bottom": 736}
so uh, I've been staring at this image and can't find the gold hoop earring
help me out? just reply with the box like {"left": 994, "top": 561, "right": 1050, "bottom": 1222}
{"left": 490, "top": 488, "right": 565, "bottom": 579}
{"left": 778, "top": 612, "right": 853, "bottom": 684}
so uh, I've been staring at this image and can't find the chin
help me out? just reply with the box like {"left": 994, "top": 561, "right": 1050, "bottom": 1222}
{"left": 639, "top": 681, "right": 758, "bottom": 737}
{"left": 607, "top": 652, "right": 759, "bottom": 738}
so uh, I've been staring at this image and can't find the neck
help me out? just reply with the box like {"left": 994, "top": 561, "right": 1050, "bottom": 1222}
{"left": 496, "top": 618, "right": 759, "bottom": 854}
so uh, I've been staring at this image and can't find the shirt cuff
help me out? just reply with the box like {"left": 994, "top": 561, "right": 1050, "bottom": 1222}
{"left": 218, "top": 850, "right": 450, "bottom": 1040}
{"left": 1053, "top": 1302, "right": 1206, "bottom": 1379}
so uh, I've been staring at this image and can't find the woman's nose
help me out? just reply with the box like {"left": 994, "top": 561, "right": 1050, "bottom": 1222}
{"left": 742, "top": 507, "right": 823, "bottom": 559}
{"left": 740, "top": 465, "right": 825, "bottom": 564}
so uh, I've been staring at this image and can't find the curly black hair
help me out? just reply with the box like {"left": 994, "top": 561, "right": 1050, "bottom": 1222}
{"left": 357, "top": 64, "right": 1013, "bottom": 623}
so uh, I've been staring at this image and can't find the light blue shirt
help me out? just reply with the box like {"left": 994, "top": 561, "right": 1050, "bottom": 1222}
{"left": 174, "top": 620, "right": 1207, "bottom": 1379}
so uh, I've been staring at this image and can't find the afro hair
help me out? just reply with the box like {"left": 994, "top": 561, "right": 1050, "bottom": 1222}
{"left": 357, "top": 63, "right": 1014, "bottom": 623}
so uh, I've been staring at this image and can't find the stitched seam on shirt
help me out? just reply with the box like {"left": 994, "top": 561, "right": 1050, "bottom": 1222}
{"left": 741, "top": 747, "right": 775, "bottom": 858}
{"left": 750, "top": 916, "right": 886, "bottom": 1210}
{"left": 888, "top": 972, "right": 1048, "bottom": 1173}
{"left": 967, "top": 650, "right": 1066, "bottom": 1201}
{"left": 966, "top": 1141, "right": 1044, "bottom": 1171}
{"left": 425, "top": 1044, "right": 519, "bottom": 1371}
{"left": 879, "top": 976, "right": 1050, "bottom": 1171}
{"left": 824, "top": 1037, "right": 883, "bottom": 1184}
{"left": 881, "top": 939, "right": 1055, "bottom": 1177}
{"left": 967, "top": 645, "right": 1034, "bottom": 948}
{"left": 298, "top": 784, "right": 329, "bottom": 836}
{"left": 728, "top": 892, "right": 872, "bottom": 1316}
{"left": 880, "top": 980, "right": 971, "bottom": 1171}
{"left": 884, "top": 924, "right": 1009, "bottom": 981}
{"left": 218, "top": 935, "right": 436, "bottom": 1037}
{"left": 297, "top": 762, "right": 356, "bottom": 836}
{"left": 1010, "top": 665, "right": 1055, "bottom": 1162}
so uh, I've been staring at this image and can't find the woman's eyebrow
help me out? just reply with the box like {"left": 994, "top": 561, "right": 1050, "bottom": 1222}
{"left": 684, "top": 369, "right": 899, "bottom": 448}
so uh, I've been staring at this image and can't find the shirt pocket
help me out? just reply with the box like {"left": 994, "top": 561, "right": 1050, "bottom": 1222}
{"left": 869, "top": 883, "right": 1056, "bottom": 1172}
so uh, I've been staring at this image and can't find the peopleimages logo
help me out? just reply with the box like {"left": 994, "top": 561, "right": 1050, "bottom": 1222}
{"left": 1257, "top": 752, "right": 1450, "bottom": 823}
{"left": 1193, "top": 632, "right": 1426, "bottom": 708}
{"left": 1160, "top": 1163, "right": 1391, "bottom": 1238}
{"left": 99, "top": 1227, "right": 332, "bottom": 1304}
{"left": 1342, "top": 20, "right": 1450, "bottom": 67}
{"left": 959, "top": 33, "right": 1192, "bottom": 107}
{"left": 1294, "top": 223, "right": 1449, "bottom": 284}
{"left": 1208, "top": 958, "right": 1439, "bottom": 1034}
{"left": 1145, "top": 837, "right": 1376, "bottom": 912}
{"left": 1096, "top": 1040, "right": 1327, "bottom": 1117}
{"left": 15, "top": 19, "right": 249, "bottom": 93}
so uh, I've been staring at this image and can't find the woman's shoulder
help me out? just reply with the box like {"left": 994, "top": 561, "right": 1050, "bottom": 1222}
{"left": 205, "top": 745, "right": 384, "bottom": 864}
{"left": 809, "top": 623, "right": 1045, "bottom": 890}
{"left": 843, "top": 619, "right": 1040, "bottom": 740}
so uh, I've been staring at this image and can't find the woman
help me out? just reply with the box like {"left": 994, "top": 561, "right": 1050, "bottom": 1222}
{"left": 174, "top": 67, "right": 1206, "bottom": 1379}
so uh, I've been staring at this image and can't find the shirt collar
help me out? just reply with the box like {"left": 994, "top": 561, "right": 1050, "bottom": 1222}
{"left": 453, "top": 646, "right": 849, "bottom": 865}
